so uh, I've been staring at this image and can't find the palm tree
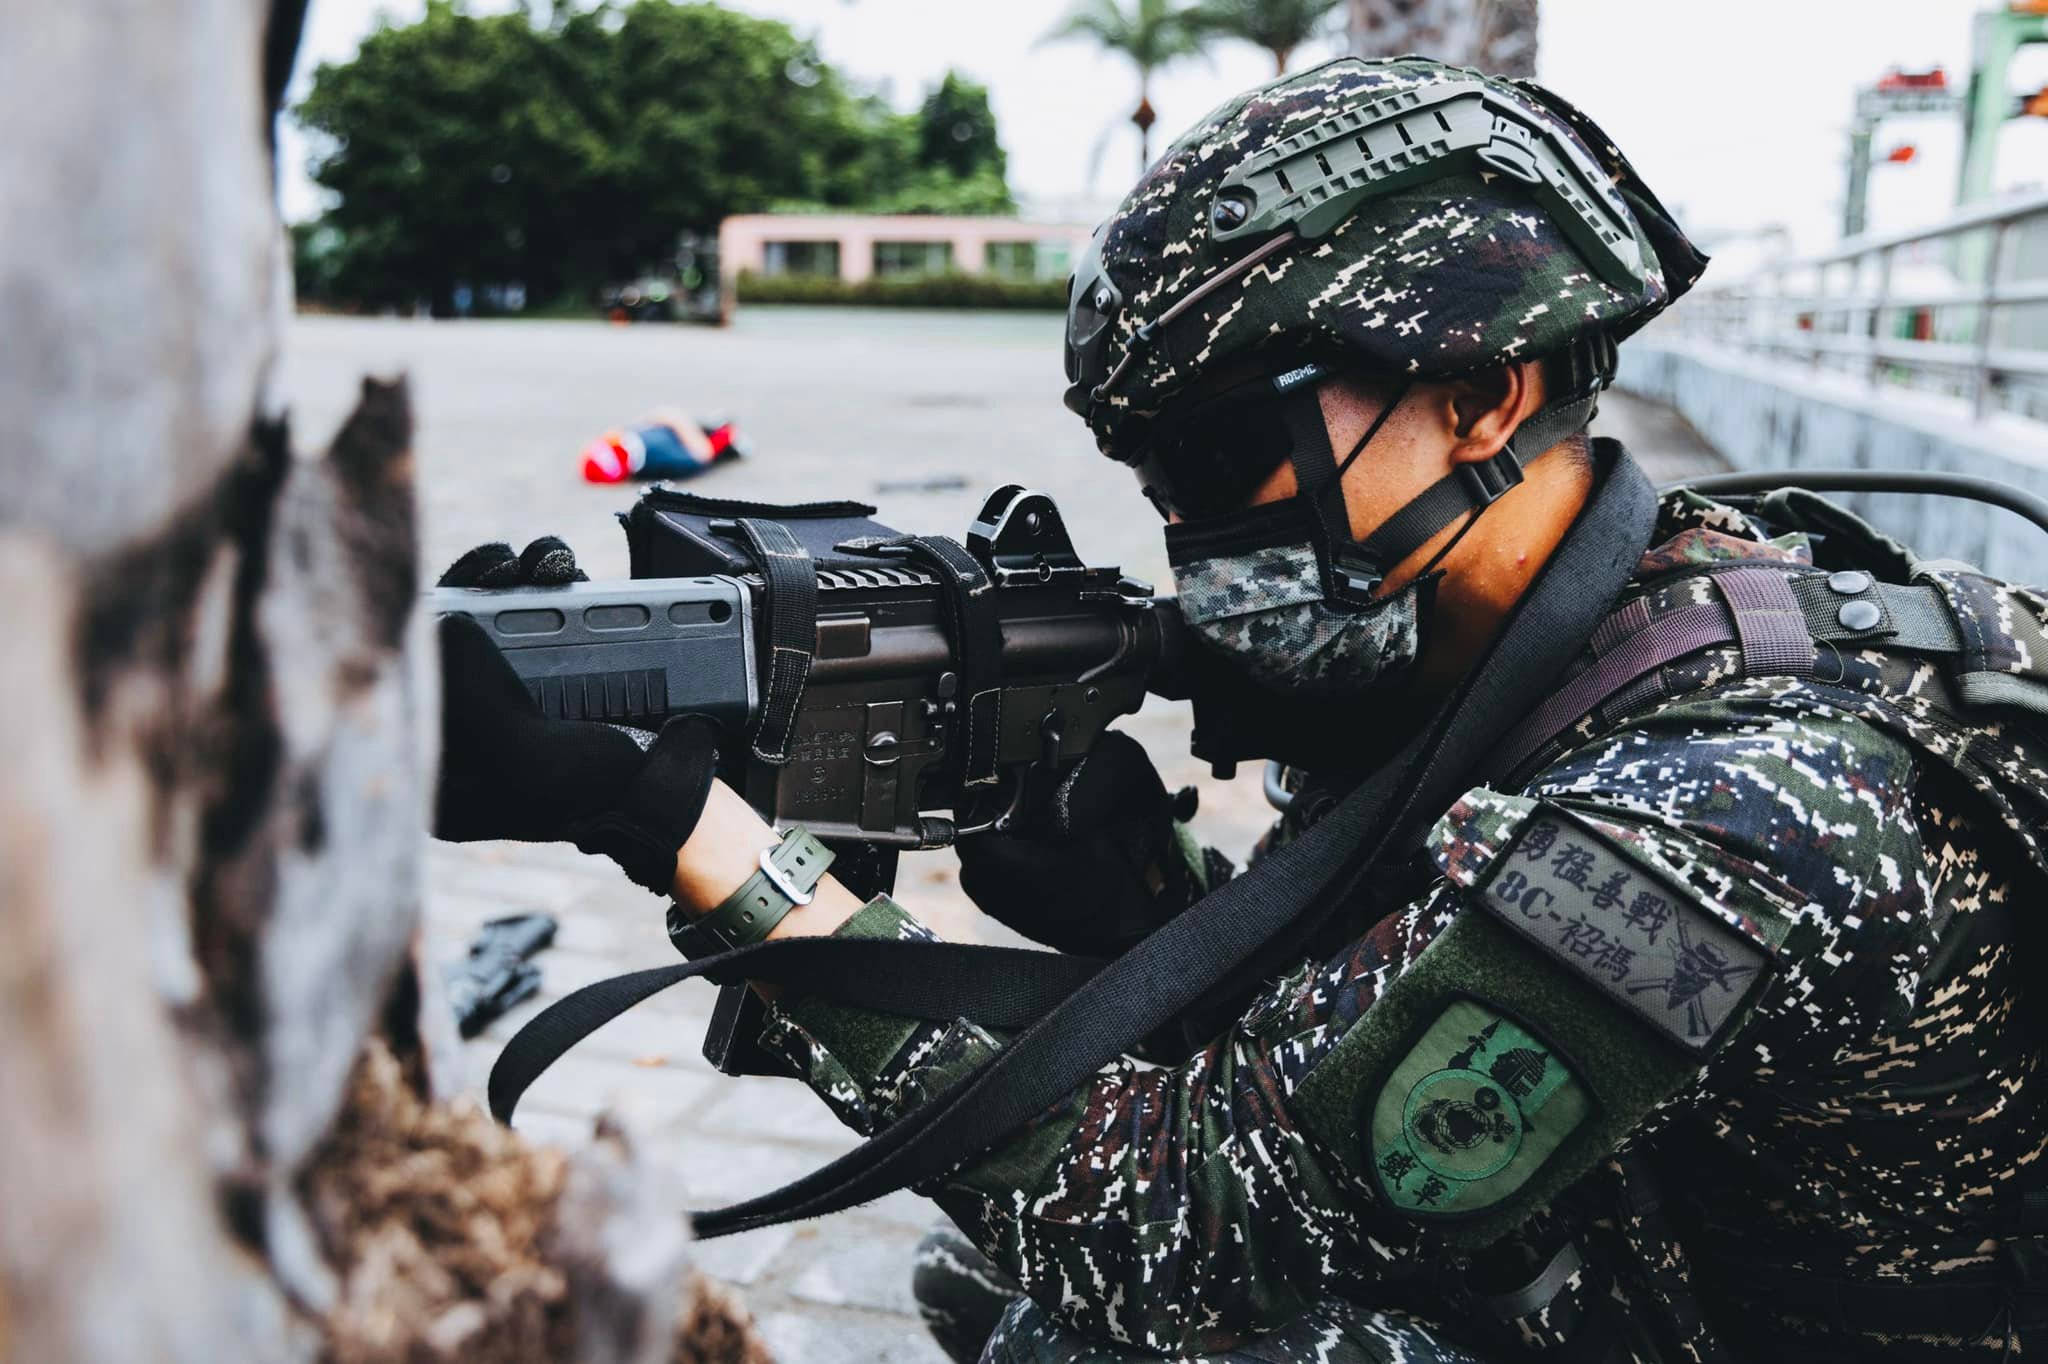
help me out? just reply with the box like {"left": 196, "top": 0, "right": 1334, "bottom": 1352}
{"left": 1347, "top": 0, "right": 1538, "bottom": 77}
{"left": 1043, "top": 0, "right": 1209, "bottom": 172}
{"left": 1186, "top": 0, "right": 1345, "bottom": 76}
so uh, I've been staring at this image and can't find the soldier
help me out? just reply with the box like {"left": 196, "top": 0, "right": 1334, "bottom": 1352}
{"left": 436, "top": 57, "right": 2048, "bottom": 1363}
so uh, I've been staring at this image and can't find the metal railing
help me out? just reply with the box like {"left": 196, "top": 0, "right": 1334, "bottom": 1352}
{"left": 1669, "top": 187, "right": 2048, "bottom": 421}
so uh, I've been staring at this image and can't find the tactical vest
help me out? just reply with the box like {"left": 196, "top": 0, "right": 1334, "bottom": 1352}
{"left": 1466, "top": 488, "right": 2048, "bottom": 1356}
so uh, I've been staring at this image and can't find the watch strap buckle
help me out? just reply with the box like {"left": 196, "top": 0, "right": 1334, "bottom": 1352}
{"left": 760, "top": 844, "right": 817, "bottom": 906}
{"left": 669, "top": 826, "right": 835, "bottom": 961}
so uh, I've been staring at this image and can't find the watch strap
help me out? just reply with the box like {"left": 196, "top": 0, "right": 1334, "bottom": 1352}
{"left": 669, "top": 826, "right": 835, "bottom": 959}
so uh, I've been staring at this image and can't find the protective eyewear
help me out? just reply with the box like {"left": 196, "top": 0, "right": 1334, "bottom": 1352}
{"left": 1127, "top": 359, "right": 1336, "bottom": 521}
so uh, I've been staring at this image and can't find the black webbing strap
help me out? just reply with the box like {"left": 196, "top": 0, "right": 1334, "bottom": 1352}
{"left": 1792, "top": 578, "right": 1966, "bottom": 653}
{"left": 872, "top": 534, "right": 1005, "bottom": 787}
{"left": 1357, "top": 449, "right": 1524, "bottom": 570}
{"left": 489, "top": 446, "right": 1658, "bottom": 1239}
{"left": 1493, "top": 567, "right": 1977, "bottom": 786}
{"left": 1279, "top": 386, "right": 1354, "bottom": 550}
{"left": 487, "top": 938, "right": 1107, "bottom": 1124}
{"left": 1513, "top": 389, "right": 1601, "bottom": 467}
{"left": 734, "top": 518, "right": 816, "bottom": 765}
{"left": 1352, "top": 352, "right": 1608, "bottom": 575}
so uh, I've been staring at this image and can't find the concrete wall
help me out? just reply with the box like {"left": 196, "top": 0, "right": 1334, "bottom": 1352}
{"left": 1615, "top": 338, "right": 2048, "bottom": 583}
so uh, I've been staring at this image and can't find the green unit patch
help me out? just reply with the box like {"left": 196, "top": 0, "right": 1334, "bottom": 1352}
{"left": 1370, "top": 999, "right": 1589, "bottom": 1217}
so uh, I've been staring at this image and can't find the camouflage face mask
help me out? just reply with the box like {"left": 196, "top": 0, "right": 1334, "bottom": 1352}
{"left": 1166, "top": 497, "right": 1434, "bottom": 698}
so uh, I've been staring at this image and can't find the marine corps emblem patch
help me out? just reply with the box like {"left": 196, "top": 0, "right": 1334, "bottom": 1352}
{"left": 1370, "top": 999, "right": 1589, "bottom": 1217}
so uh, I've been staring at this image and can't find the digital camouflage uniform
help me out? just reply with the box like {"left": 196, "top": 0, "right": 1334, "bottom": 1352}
{"left": 760, "top": 484, "right": 2048, "bottom": 1363}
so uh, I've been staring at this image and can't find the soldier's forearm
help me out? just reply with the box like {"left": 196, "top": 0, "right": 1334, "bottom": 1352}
{"left": 670, "top": 778, "right": 867, "bottom": 941}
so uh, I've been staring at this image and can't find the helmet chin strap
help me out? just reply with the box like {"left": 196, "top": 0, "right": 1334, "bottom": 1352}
{"left": 1276, "top": 376, "right": 1602, "bottom": 603}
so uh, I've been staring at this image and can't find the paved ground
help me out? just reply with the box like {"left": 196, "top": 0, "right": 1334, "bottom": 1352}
{"left": 280, "top": 309, "right": 1724, "bottom": 1363}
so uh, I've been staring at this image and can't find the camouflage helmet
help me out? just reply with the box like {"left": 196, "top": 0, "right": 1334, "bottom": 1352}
{"left": 1063, "top": 56, "right": 1708, "bottom": 458}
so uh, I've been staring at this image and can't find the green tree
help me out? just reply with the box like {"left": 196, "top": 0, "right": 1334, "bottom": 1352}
{"left": 917, "top": 72, "right": 1006, "bottom": 180}
{"left": 1042, "top": 0, "right": 1208, "bottom": 172}
{"left": 597, "top": 2, "right": 892, "bottom": 259}
{"left": 296, "top": 3, "right": 566, "bottom": 309}
{"left": 1187, "top": 0, "right": 1344, "bottom": 75}
{"left": 294, "top": 2, "right": 1017, "bottom": 310}
{"left": 290, "top": 220, "right": 348, "bottom": 303}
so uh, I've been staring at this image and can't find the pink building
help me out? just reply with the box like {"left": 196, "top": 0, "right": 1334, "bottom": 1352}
{"left": 716, "top": 213, "right": 1096, "bottom": 316}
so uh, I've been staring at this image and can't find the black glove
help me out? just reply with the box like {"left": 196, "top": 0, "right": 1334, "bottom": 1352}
{"left": 955, "top": 731, "right": 1203, "bottom": 957}
{"left": 435, "top": 537, "right": 722, "bottom": 894}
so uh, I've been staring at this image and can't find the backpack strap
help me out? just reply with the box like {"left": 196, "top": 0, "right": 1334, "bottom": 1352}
{"left": 1495, "top": 567, "right": 1798, "bottom": 780}
{"left": 1495, "top": 565, "right": 1971, "bottom": 785}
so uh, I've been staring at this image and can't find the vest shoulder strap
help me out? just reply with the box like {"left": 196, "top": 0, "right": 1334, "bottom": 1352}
{"left": 1494, "top": 559, "right": 2035, "bottom": 781}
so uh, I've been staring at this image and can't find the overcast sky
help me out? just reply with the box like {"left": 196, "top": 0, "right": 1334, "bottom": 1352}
{"left": 279, "top": 0, "right": 2045, "bottom": 258}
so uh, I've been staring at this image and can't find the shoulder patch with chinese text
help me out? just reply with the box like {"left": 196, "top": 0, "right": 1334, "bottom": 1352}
{"left": 1478, "top": 805, "right": 1774, "bottom": 1053}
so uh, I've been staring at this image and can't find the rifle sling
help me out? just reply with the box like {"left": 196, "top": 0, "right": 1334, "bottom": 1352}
{"left": 734, "top": 517, "right": 816, "bottom": 765}
{"left": 868, "top": 533, "right": 1006, "bottom": 788}
{"left": 488, "top": 447, "right": 1660, "bottom": 1239}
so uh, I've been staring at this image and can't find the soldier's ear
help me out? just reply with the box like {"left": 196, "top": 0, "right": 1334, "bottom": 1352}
{"left": 1443, "top": 361, "right": 1545, "bottom": 464}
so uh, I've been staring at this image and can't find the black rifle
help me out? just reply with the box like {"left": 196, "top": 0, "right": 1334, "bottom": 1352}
{"left": 431, "top": 485, "right": 1184, "bottom": 1071}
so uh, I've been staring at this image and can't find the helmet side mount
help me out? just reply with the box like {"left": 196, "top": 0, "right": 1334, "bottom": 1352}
{"left": 1208, "top": 78, "right": 1646, "bottom": 293}
{"left": 1062, "top": 223, "right": 1123, "bottom": 416}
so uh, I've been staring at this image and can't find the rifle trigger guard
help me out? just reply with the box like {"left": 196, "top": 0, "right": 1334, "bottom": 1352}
{"left": 952, "top": 771, "right": 1030, "bottom": 838}
{"left": 1040, "top": 709, "right": 1065, "bottom": 771}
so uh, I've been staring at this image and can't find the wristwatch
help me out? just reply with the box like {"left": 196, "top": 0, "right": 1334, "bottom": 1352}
{"left": 667, "top": 825, "right": 835, "bottom": 959}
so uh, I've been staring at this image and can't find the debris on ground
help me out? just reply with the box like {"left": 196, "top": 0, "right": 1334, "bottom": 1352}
{"left": 302, "top": 1040, "right": 773, "bottom": 1363}
{"left": 874, "top": 474, "right": 969, "bottom": 493}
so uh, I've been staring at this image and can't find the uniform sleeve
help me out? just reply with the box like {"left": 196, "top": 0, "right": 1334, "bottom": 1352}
{"left": 760, "top": 686, "right": 1931, "bottom": 1354}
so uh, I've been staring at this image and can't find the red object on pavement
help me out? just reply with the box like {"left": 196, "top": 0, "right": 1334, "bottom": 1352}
{"left": 579, "top": 415, "right": 746, "bottom": 484}
{"left": 580, "top": 434, "right": 636, "bottom": 483}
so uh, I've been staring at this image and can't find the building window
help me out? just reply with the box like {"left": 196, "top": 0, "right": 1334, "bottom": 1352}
{"left": 761, "top": 240, "right": 841, "bottom": 278}
{"left": 984, "top": 242, "right": 1039, "bottom": 280}
{"left": 873, "top": 241, "right": 955, "bottom": 278}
